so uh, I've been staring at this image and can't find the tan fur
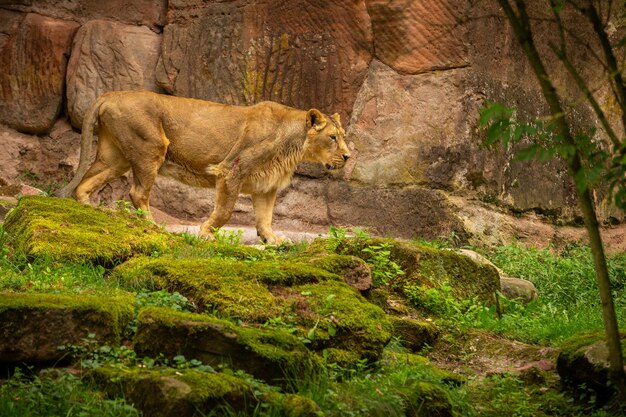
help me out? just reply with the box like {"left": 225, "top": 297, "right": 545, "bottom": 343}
{"left": 55, "top": 90, "right": 351, "bottom": 244}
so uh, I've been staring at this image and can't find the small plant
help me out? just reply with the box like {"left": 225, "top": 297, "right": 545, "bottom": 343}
{"left": 361, "top": 243, "right": 404, "bottom": 286}
{"left": 326, "top": 226, "right": 348, "bottom": 252}
{"left": 114, "top": 200, "right": 133, "bottom": 213}
{"left": 135, "top": 290, "right": 194, "bottom": 312}
{"left": 214, "top": 228, "right": 244, "bottom": 246}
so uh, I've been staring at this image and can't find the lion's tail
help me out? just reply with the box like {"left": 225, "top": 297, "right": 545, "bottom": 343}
{"left": 54, "top": 96, "right": 106, "bottom": 198}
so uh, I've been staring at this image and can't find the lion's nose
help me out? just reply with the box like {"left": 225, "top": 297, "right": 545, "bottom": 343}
{"left": 343, "top": 154, "right": 350, "bottom": 162}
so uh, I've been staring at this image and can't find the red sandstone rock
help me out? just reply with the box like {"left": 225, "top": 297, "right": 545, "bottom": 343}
{"left": 366, "top": 0, "right": 468, "bottom": 74}
{"left": 66, "top": 20, "right": 163, "bottom": 128}
{"left": 0, "top": 13, "right": 78, "bottom": 134}
{"left": 156, "top": 0, "right": 372, "bottom": 120}
{"left": 0, "top": 0, "right": 167, "bottom": 30}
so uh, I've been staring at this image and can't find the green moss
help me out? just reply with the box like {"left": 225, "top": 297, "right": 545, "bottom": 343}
{"left": 389, "top": 316, "right": 440, "bottom": 351}
{"left": 410, "top": 381, "right": 454, "bottom": 417}
{"left": 383, "top": 350, "right": 466, "bottom": 386}
{"left": 0, "top": 292, "right": 134, "bottom": 346}
{"left": 86, "top": 366, "right": 253, "bottom": 414}
{"left": 558, "top": 330, "right": 626, "bottom": 364}
{"left": 279, "top": 394, "right": 320, "bottom": 417}
{"left": 329, "top": 237, "right": 500, "bottom": 304}
{"left": 295, "top": 280, "right": 392, "bottom": 359}
{"left": 134, "top": 307, "right": 318, "bottom": 381}
{"left": 303, "top": 254, "right": 369, "bottom": 276}
{"left": 3, "top": 196, "right": 172, "bottom": 264}
{"left": 113, "top": 256, "right": 340, "bottom": 322}
{"left": 87, "top": 366, "right": 320, "bottom": 416}
{"left": 321, "top": 348, "right": 363, "bottom": 368}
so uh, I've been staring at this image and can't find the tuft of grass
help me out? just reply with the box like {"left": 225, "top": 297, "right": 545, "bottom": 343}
{"left": 0, "top": 368, "right": 140, "bottom": 417}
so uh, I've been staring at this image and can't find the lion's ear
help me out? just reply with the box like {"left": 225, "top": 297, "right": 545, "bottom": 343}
{"left": 306, "top": 109, "right": 327, "bottom": 131}
{"left": 330, "top": 113, "right": 341, "bottom": 125}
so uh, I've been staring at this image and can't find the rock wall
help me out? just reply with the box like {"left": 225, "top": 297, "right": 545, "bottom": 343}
{"left": 0, "top": 0, "right": 623, "bottom": 244}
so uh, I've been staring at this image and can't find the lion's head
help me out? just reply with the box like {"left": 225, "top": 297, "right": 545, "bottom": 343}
{"left": 303, "top": 109, "right": 350, "bottom": 170}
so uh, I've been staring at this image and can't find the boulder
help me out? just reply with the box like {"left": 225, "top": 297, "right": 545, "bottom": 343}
{"left": 0, "top": 293, "right": 134, "bottom": 363}
{"left": 500, "top": 276, "right": 539, "bottom": 303}
{"left": 0, "top": 0, "right": 167, "bottom": 29}
{"left": 114, "top": 256, "right": 392, "bottom": 360}
{"left": 389, "top": 316, "right": 439, "bottom": 352}
{"left": 87, "top": 366, "right": 319, "bottom": 417}
{"left": 134, "top": 307, "right": 318, "bottom": 385}
{"left": 304, "top": 254, "right": 373, "bottom": 292}
{"left": 556, "top": 331, "right": 626, "bottom": 405}
{"left": 457, "top": 248, "right": 538, "bottom": 303}
{"left": 157, "top": 0, "right": 372, "bottom": 120}
{"left": 0, "top": 13, "right": 79, "bottom": 133}
{"left": 2, "top": 195, "right": 172, "bottom": 264}
{"left": 328, "top": 237, "right": 501, "bottom": 305}
{"left": 66, "top": 20, "right": 163, "bottom": 128}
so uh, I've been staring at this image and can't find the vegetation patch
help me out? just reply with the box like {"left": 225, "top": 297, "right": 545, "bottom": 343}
{"left": 3, "top": 196, "right": 172, "bottom": 264}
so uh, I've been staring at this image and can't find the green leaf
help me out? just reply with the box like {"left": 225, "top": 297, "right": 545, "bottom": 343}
{"left": 327, "top": 323, "right": 337, "bottom": 337}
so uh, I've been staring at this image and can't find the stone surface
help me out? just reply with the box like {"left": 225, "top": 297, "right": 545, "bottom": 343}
{"left": 0, "top": 120, "right": 80, "bottom": 189}
{"left": 0, "top": 13, "right": 78, "bottom": 133}
{"left": 557, "top": 331, "right": 626, "bottom": 405}
{"left": 0, "top": 0, "right": 167, "bottom": 29}
{"left": 348, "top": 61, "right": 476, "bottom": 189}
{"left": 457, "top": 248, "right": 538, "bottom": 303}
{"left": 500, "top": 276, "right": 538, "bottom": 303}
{"left": 87, "top": 366, "right": 320, "bottom": 417}
{"left": 366, "top": 0, "right": 468, "bottom": 74}
{"left": 0, "top": 293, "right": 133, "bottom": 363}
{"left": 327, "top": 182, "right": 467, "bottom": 241}
{"left": 156, "top": 0, "right": 372, "bottom": 120}
{"left": 390, "top": 316, "right": 439, "bottom": 352}
{"left": 66, "top": 20, "right": 163, "bottom": 128}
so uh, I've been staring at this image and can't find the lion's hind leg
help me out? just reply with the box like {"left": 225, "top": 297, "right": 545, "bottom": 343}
{"left": 75, "top": 128, "right": 130, "bottom": 205}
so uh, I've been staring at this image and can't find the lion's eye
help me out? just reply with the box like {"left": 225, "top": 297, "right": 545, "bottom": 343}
{"left": 330, "top": 135, "right": 337, "bottom": 141}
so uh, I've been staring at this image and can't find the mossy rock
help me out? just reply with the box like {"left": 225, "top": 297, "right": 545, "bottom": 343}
{"left": 322, "top": 237, "right": 500, "bottom": 304}
{"left": 287, "top": 280, "right": 393, "bottom": 360}
{"left": 383, "top": 350, "right": 466, "bottom": 387}
{"left": 3, "top": 195, "right": 172, "bottom": 264}
{"left": 114, "top": 256, "right": 391, "bottom": 362}
{"left": 86, "top": 366, "right": 320, "bottom": 417}
{"left": 407, "top": 381, "right": 455, "bottom": 417}
{"left": 0, "top": 292, "right": 134, "bottom": 363}
{"left": 556, "top": 330, "right": 626, "bottom": 405}
{"left": 389, "top": 316, "right": 439, "bottom": 352}
{"left": 112, "top": 256, "right": 340, "bottom": 322}
{"left": 0, "top": 197, "right": 17, "bottom": 221}
{"left": 134, "top": 307, "right": 320, "bottom": 385}
{"left": 302, "top": 254, "right": 372, "bottom": 291}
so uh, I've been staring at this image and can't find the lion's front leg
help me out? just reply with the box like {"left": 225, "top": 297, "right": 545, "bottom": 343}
{"left": 199, "top": 177, "right": 241, "bottom": 239}
{"left": 251, "top": 189, "right": 285, "bottom": 245}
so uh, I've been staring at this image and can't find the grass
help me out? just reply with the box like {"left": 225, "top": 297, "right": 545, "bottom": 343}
{"left": 487, "top": 243, "right": 626, "bottom": 343}
{"left": 0, "top": 368, "right": 139, "bottom": 417}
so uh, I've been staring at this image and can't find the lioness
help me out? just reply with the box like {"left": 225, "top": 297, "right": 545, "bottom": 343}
{"left": 55, "top": 90, "right": 350, "bottom": 244}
